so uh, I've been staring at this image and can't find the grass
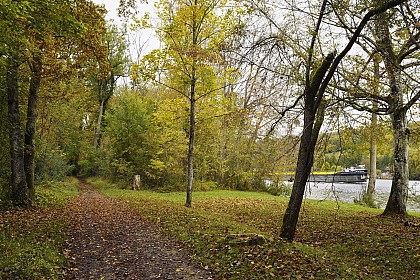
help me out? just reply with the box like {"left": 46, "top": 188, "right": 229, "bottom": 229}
{"left": 0, "top": 177, "right": 79, "bottom": 279}
{"left": 90, "top": 177, "right": 420, "bottom": 280}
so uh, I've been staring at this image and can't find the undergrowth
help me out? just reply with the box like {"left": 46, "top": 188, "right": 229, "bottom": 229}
{"left": 90, "top": 177, "right": 420, "bottom": 280}
{"left": 0, "top": 177, "right": 78, "bottom": 279}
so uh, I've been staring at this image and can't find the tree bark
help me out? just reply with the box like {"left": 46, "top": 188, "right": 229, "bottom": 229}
{"left": 365, "top": 109, "right": 377, "bottom": 206}
{"left": 93, "top": 75, "right": 115, "bottom": 151}
{"left": 24, "top": 55, "right": 42, "bottom": 203}
{"left": 185, "top": 0, "right": 198, "bottom": 208}
{"left": 364, "top": 58, "right": 379, "bottom": 207}
{"left": 93, "top": 92, "right": 105, "bottom": 150}
{"left": 383, "top": 108, "right": 409, "bottom": 215}
{"left": 7, "top": 55, "right": 29, "bottom": 206}
{"left": 280, "top": 51, "right": 333, "bottom": 241}
{"left": 374, "top": 6, "right": 409, "bottom": 215}
{"left": 186, "top": 82, "right": 196, "bottom": 208}
{"left": 279, "top": 0, "right": 335, "bottom": 241}
{"left": 280, "top": 103, "right": 317, "bottom": 241}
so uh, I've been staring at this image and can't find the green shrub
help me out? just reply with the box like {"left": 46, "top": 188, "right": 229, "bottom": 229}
{"left": 266, "top": 180, "right": 292, "bottom": 197}
{"left": 35, "top": 148, "right": 72, "bottom": 183}
{"left": 194, "top": 180, "right": 218, "bottom": 191}
{"left": 224, "top": 172, "right": 267, "bottom": 191}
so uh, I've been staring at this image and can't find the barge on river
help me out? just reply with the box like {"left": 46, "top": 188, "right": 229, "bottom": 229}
{"left": 308, "top": 167, "right": 369, "bottom": 183}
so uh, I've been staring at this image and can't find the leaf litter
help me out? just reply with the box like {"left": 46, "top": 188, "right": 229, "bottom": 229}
{"left": 63, "top": 179, "right": 213, "bottom": 279}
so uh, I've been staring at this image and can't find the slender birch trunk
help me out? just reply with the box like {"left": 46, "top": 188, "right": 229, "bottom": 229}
{"left": 364, "top": 58, "right": 379, "bottom": 207}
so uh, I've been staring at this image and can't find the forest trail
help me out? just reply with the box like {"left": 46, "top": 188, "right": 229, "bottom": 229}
{"left": 63, "top": 179, "right": 213, "bottom": 279}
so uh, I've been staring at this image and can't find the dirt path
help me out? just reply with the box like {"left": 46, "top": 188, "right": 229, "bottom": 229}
{"left": 63, "top": 180, "right": 213, "bottom": 279}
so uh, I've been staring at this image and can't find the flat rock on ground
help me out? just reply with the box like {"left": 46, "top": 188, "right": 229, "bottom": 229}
{"left": 63, "top": 180, "right": 213, "bottom": 279}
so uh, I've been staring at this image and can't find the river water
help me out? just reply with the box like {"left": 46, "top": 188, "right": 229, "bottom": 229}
{"left": 291, "top": 179, "right": 420, "bottom": 212}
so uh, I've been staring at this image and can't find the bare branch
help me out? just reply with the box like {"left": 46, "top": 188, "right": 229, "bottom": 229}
{"left": 315, "top": 0, "right": 408, "bottom": 109}
{"left": 267, "top": 93, "right": 304, "bottom": 135}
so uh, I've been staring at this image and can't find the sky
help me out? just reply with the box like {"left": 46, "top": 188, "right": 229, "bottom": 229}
{"left": 92, "top": 0, "right": 120, "bottom": 22}
{"left": 92, "top": 0, "right": 159, "bottom": 57}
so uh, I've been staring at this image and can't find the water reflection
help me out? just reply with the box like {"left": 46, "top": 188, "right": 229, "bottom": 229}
{"left": 299, "top": 179, "right": 420, "bottom": 212}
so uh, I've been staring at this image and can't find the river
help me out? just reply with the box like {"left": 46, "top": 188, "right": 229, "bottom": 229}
{"left": 290, "top": 179, "right": 420, "bottom": 212}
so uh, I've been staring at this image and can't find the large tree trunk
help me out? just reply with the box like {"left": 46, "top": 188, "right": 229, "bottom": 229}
{"left": 280, "top": 97, "right": 326, "bottom": 240}
{"left": 280, "top": 106, "right": 316, "bottom": 241}
{"left": 374, "top": 8, "right": 408, "bottom": 215}
{"left": 7, "top": 56, "right": 29, "bottom": 206}
{"left": 280, "top": 47, "right": 334, "bottom": 241}
{"left": 280, "top": 46, "right": 331, "bottom": 239}
{"left": 383, "top": 108, "right": 409, "bottom": 215}
{"left": 24, "top": 55, "right": 42, "bottom": 203}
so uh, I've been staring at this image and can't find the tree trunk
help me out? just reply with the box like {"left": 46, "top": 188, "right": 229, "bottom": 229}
{"left": 93, "top": 95, "right": 105, "bottom": 150}
{"left": 186, "top": 84, "right": 196, "bottom": 208}
{"left": 280, "top": 97, "right": 326, "bottom": 241}
{"left": 94, "top": 76, "right": 115, "bottom": 150}
{"left": 24, "top": 55, "right": 42, "bottom": 203}
{"left": 365, "top": 112, "right": 377, "bottom": 206}
{"left": 280, "top": 107, "right": 316, "bottom": 241}
{"left": 364, "top": 59, "right": 379, "bottom": 207}
{"left": 374, "top": 8, "right": 408, "bottom": 215}
{"left": 383, "top": 108, "right": 409, "bottom": 215}
{"left": 280, "top": 49, "right": 334, "bottom": 241}
{"left": 279, "top": 0, "right": 406, "bottom": 241}
{"left": 7, "top": 56, "right": 28, "bottom": 206}
{"left": 186, "top": 3, "right": 198, "bottom": 208}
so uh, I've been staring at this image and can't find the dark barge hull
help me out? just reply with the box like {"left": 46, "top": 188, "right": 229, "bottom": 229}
{"left": 308, "top": 173, "right": 368, "bottom": 183}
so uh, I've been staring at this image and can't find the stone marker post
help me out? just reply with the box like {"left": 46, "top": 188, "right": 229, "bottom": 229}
{"left": 132, "top": 175, "right": 141, "bottom": 190}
